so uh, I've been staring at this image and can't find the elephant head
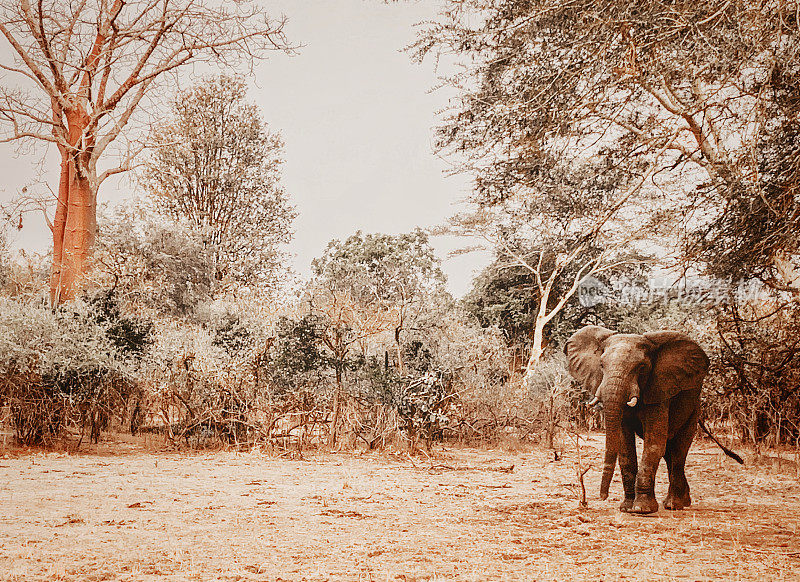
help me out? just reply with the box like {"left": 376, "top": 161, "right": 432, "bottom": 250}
{"left": 564, "top": 325, "right": 709, "bottom": 500}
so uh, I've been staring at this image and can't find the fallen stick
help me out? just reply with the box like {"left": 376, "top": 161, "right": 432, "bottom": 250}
{"left": 743, "top": 547, "right": 800, "bottom": 557}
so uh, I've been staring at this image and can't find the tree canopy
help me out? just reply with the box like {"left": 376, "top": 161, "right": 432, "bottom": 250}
{"left": 142, "top": 75, "right": 295, "bottom": 291}
{"left": 415, "top": 0, "right": 800, "bottom": 290}
{"left": 312, "top": 229, "right": 447, "bottom": 306}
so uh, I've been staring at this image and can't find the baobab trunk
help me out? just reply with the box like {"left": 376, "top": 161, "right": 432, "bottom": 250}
{"left": 50, "top": 112, "right": 97, "bottom": 304}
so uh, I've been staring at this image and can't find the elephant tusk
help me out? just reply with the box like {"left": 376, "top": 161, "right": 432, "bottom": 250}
{"left": 627, "top": 397, "right": 638, "bottom": 407}
{"left": 588, "top": 396, "right": 600, "bottom": 406}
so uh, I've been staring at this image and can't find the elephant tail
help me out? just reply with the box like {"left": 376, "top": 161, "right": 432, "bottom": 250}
{"left": 699, "top": 419, "right": 745, "bottom": 464}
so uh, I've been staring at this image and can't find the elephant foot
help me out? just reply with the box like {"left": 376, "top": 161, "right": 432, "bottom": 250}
{"left": 619, "top": 498, "right": 635, "bottom": 512}
{"left": 629, "top": 495, "right": 659, "bottom": 514}
{"left": 663, "top": 493, "right": 691, "bottom": 511}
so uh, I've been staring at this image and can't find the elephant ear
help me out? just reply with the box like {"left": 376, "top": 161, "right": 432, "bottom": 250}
{"left": 564, "top": 325, "right": 616, "bottom": 393}
{"left": 642, "top": 331, "right": 710, "bottom": 404}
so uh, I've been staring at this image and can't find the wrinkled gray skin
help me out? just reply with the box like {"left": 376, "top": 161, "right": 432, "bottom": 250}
{"left": 565, "top": 326, "right": 709, "bottom": 514}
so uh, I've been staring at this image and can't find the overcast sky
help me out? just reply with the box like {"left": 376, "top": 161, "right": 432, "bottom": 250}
{"left": 0, "top": 0, "right": 491, "bottom": 296}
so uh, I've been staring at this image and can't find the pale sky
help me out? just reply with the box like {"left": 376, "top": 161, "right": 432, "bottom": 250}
{"left": 0, "top": 0, "right": 491, "bottom": 296}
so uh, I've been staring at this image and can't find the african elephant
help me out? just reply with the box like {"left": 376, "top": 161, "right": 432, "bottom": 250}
{"left": 565, "top": 325, "right": 713, "bottom": 514}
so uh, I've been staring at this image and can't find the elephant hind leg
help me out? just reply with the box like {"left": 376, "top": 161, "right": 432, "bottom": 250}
{"left": 663, "top": 409, "right": 698, "bottom": 510}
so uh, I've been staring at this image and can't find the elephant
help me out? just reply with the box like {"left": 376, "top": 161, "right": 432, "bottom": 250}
{"left": 565, "top": 325, "right": 742, "bottom": 514}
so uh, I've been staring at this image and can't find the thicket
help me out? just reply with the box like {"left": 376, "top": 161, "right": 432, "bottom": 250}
{"left": 0, "top": 223, "right": 577, "bottom": 451}
{"left": 0, "top": 291, "right": 150, "bottom": 446}
{"left": 2, "top": 233, "right": 795, "bottom": 451}
{"left": 3, "top": 268, "right": 796, "bottom": 452}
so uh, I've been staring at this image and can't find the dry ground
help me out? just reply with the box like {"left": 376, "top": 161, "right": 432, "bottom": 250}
{"left": 1, "top": 434, "right": 799, "bottom": 581}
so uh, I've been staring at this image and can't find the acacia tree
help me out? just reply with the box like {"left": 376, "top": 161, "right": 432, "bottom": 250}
{"left": 413, "top": 0, "right": 800, "bottom": 400}
{"left": 414, "top": 0, "right": 800, "bottom": 292}
{"left": 141, "top": 75, "right": 295, "bottom": 291}
{"left": 0, "top": 0, "right": 290, "bottom": 303}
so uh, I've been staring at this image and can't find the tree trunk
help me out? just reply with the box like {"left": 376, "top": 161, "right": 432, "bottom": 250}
{"left": 395, "top": 341, "right": 404, "bottom": 374}
{"left": 395, "top": 324, "right": 404, "bottom": 374}
{"left": 522, "top": 314, "right": 546, "bottom": 388}
{"left": 328, "top": 365, "right": 343, "bottom": 449}
{"left": 50, "top": 112, "right": 97, "bottom": 304}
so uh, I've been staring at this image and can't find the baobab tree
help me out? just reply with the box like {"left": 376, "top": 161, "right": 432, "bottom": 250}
{"left": 0, "top": 0, "right": 290, "bottom": 303}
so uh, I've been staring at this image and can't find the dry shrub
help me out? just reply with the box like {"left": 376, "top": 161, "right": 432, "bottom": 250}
{"left": 3, "top": 371, "right": 66, "bottom": 446}
{"left": 0, "top": 295, "right": 145, "bottom": 446}
{"left": 709, "top": 298, "right": 800, "bottom": 449}
{"left": 450, "top": 354, "right": 595, "bottom": 449}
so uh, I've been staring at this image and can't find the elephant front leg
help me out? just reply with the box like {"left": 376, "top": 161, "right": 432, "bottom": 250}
{"left": 631, "top": 405, "right": 668, "bottom": 514}
{"left": 618, "top": 421, "right": 638, "bottom": 512}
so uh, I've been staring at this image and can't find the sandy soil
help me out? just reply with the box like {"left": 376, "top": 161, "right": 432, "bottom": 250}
{"left": 1, "top": 435, "right": 798, "bottom": 582}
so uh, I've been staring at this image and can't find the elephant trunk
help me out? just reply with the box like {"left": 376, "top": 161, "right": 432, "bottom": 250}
{"left": 599, "top": 374, "right": 628, "bottom": 500}
{"left": 600, "top": 406, "right": 621, "bottom": 500}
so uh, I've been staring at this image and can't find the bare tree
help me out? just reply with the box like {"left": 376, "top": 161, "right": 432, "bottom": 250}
{"left": 0, "top": 0, "right": 290, "bottom": 303}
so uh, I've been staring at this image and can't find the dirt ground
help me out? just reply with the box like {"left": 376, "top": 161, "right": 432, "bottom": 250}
{"left": 1, "top": 434, "right": 799, "bottom": 582}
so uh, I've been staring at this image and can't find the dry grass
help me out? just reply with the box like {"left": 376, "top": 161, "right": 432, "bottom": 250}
{"left": 0, "top": 434, "right": 798, "bottom": 581}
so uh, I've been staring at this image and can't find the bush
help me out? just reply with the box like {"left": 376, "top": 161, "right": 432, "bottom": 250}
{"left": 0, "top": 294, "right": 147, "bottom": 445}
{"left": 711, "top": 299, "right": 800, "bottom": 448}
{"left": 145, "top": 312, "right": 265, "bottom": 448}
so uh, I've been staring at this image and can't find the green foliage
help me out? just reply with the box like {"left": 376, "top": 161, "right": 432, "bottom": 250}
{"left": 265, "top": 315, "right": 332, "bottom": 394}
{"left": 89, "top": 289, "right": 154, "bottom": 359}
{"left": 463, "top": 260, "right": 536, "bottom": 346}
{"left": 312, "top": 229, "right": 447, "bottom": 302}
{"left": 395, "top": 372, "right": 456, "bottom": 446}
{"left": 692, "top": 121, "right": 800, "bottom": 287}
{"left": 414, "top": 0, "right": 799, "bottom": 221}
{"left": 401, "top": 340, "right": 434, "bottom": 374}
{"left": 349, "top": 354, "right": 403, "bottom": 403}
{"left": 306, "top": 229, "right": 456, "bottom": 417}
{"left": 207, "top": 312, "right": 253, "bottom": 355}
